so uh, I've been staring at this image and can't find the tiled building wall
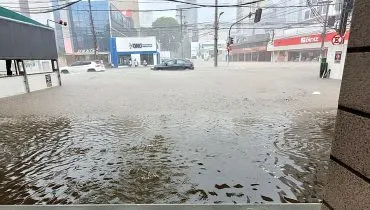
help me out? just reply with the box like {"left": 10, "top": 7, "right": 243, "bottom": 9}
{"left": 322, "top": 0, "right": 370, "bottom": 209}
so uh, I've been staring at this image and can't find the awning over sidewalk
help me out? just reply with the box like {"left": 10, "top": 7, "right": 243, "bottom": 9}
{"left": 0, "top": 6, "right": 58, "bottom": 60}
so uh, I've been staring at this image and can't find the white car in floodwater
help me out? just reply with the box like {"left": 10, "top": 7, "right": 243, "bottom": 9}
{"left": 60, "top": 60, "right": 105, "bottom": 74}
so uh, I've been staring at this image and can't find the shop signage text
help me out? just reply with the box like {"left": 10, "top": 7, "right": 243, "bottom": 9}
{"left": 116, "top": 37, "right": 157, "bottom": 52}
{"left": 300, "top": 36, "right": 319, "bottom": 44}
{"left": 129, "top": 43, "right": 153, "bottom": 49}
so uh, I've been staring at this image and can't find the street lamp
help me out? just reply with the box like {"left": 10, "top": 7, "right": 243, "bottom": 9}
{"left": 219, "top": 12, "right": 225, "bottom": 20}
{"left": 227, "top": 12, "right": 252, "bottom": 65}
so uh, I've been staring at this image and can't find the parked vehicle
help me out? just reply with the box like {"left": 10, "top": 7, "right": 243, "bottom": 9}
{"left": 151, "top": 59, "right": 194, "bottom": 70}
{"left": 60, "top": 60, "right": 105, "bottom": 74}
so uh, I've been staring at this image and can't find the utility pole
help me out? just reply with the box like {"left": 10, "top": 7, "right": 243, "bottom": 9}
{"left": 213, "top": 0, "right": 218, "bottom": 67}
{"left": 180, "top": 9, "right": 184, "bottom": 59}
{"left": 319, "top": 1, "right": 330, "bottom": 77}
{"left": 88, "top": 0, "right": 98, "bottom": 59}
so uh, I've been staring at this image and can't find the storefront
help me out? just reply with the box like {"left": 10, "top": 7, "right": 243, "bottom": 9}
{"left": 110, "top": 36, "right": 160, "bottom": 67}
{"left": 268, "top": 31, "right": 350, "bottom": 79}
{"left": 230, "top": 46, "right": 271, "bottom": 62}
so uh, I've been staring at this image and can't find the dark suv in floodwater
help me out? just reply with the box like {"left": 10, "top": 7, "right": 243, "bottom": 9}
{"left": 152, "top": 59, "right": 194, "bottom": 70}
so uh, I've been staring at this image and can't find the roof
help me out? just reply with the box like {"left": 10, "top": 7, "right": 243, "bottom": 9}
{"left": 0, "top": 6, "right": 47, "bottom": 28}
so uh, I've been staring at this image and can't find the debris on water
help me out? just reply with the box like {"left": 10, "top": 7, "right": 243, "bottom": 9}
{"left": 226, "top": 193, "right": 236, "bottom": 197}
{"left": 186, "top": 189, "right": 208, "bottom": 200}
{"left": 214, "top": 201, "right": 223, "bottom": 204}
{"left": 154, "top": 135, "right": 164, "bottom": 139}
{"left": 246, "top": 196, "right": 251, "bottom": 203}
{"left": 209, "top": 191, "right": 218, "bottom": 196}
{"left": 217, "top": 170, "right": 221, "bottom": 172}
{"left": 312, "top": 91, "right": 321, "bottom": 95}
{"left": 215, "top": 184, "right": 230, "bottom": 189}
{"left": 233, "top": 184, "right": 243, "bottom": 188}
{"left": 100, "top": 149, "right": 107, "bottom": 153}
{"left": 261, "top": 195, "right": 274, "bottom": 202}
{"left": 197, "top": 163, "right": 204, "bottom": 166}
{"left": 252, "top": 188, "right": 258, "bottom": 191}
{"left": 251, "top": 184, "right": 259, "bottom": 186}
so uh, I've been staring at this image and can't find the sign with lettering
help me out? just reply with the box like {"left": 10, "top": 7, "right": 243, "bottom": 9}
{"left": 274, "top": 31, "right": 350, "bottom": 47}
{"left": 300, "top": 36, "right": 319, "bottom": 44}
{"left": 129, "top": 43, "right": 153, "bottom": 49}
{"left": 116, "top": 37, "right": 157, "bottom": 52}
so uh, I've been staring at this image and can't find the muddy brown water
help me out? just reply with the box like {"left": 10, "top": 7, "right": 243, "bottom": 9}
{"left": 0, "top": 66, "right": 340, "bottom": 204}
{"left": 0, "top": 110, "right": 335, "bottom": 204}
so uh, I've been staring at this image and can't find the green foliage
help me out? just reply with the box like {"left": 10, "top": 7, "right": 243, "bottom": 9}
{"left": 152, "top": 17, "right": 181, "bottom": 52}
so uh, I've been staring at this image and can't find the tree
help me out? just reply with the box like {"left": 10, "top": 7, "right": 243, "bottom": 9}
{"left": 152, "top": 17, "right": 181, "bottom": 52}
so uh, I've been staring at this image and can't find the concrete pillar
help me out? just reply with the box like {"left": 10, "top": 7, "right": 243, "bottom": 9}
{"left": 322, "top": 1, "right": 370, "bottom": 209}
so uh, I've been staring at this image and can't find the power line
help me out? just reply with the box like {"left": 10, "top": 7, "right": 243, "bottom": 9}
{"left": 163, "top": 0, "right": 264, "bottom": 8}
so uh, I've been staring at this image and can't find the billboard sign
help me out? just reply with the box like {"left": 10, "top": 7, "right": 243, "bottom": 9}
{"left": 116, "top": 37, "right": 157, "bottom": 52}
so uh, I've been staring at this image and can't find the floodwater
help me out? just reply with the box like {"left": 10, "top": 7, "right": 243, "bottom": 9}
{"left": 0, "top": 63, "right": 340, "bottom": 204}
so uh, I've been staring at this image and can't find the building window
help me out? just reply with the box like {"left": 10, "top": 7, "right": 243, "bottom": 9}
{"left": 304, "top": 10, "right": 310, "bottom": 20}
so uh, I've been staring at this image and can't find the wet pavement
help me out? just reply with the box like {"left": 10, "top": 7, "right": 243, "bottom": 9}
{"left": 0, "top": 62, "right": 341, "bottom": 204}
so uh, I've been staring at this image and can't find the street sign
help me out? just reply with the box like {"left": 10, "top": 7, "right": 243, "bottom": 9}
{"left": 332, "top": 34, "right": 344, "bottom": 45}
{"left": 335, "top": 51, "right": 342, "bottom": 63}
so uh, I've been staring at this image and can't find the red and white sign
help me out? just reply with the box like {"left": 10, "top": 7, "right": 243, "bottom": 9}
{"left": 332, "top": 34, "right": 344, "bottom": 45}
{"left": 274, "top": 31, "right": 350, "bottom": 47}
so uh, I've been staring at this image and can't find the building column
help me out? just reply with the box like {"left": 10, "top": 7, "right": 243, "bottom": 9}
{"left": 322, "top": 0, "right": 370, "bottom": 209}
{"left": 299, "top": 51, "right": 302, "bottom": 62}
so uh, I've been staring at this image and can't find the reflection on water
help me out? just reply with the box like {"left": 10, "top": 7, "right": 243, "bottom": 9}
{"left": 0, "top": 110, "right": 336, "bottom": 204}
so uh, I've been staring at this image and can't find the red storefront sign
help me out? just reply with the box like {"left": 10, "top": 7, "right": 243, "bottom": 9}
{"left": 274, "top": 31, "right": 350, "bottom": 47}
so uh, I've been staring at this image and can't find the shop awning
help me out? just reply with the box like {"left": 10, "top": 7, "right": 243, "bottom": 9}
{"left": 0, "top": 6, "right": 46, "bottom": 28}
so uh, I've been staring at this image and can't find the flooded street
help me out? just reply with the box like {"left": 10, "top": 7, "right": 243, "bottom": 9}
{"left": 0, "top": 62, "right": 341, "bottom": 204}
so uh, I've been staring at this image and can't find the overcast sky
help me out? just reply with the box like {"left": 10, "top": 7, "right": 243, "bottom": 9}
{"left": 138, "top": 0, "right": 237, "bottom": 24}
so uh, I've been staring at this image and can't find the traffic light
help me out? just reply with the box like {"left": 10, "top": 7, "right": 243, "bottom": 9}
{"left": 229, "top": 37, "right": 234, "bottom": 45}
{"left": 254, "top": 8, "right": 262, "bottom": 23}
{"left": 58, "top": 20, "right": 68, "bottom": 26}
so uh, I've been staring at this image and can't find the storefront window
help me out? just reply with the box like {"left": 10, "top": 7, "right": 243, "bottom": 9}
{"left": 140, "top": 53, "right": 154, "bottom": 65}
{"left": 119, "top": 55, "right": 131, "bottom": 66}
